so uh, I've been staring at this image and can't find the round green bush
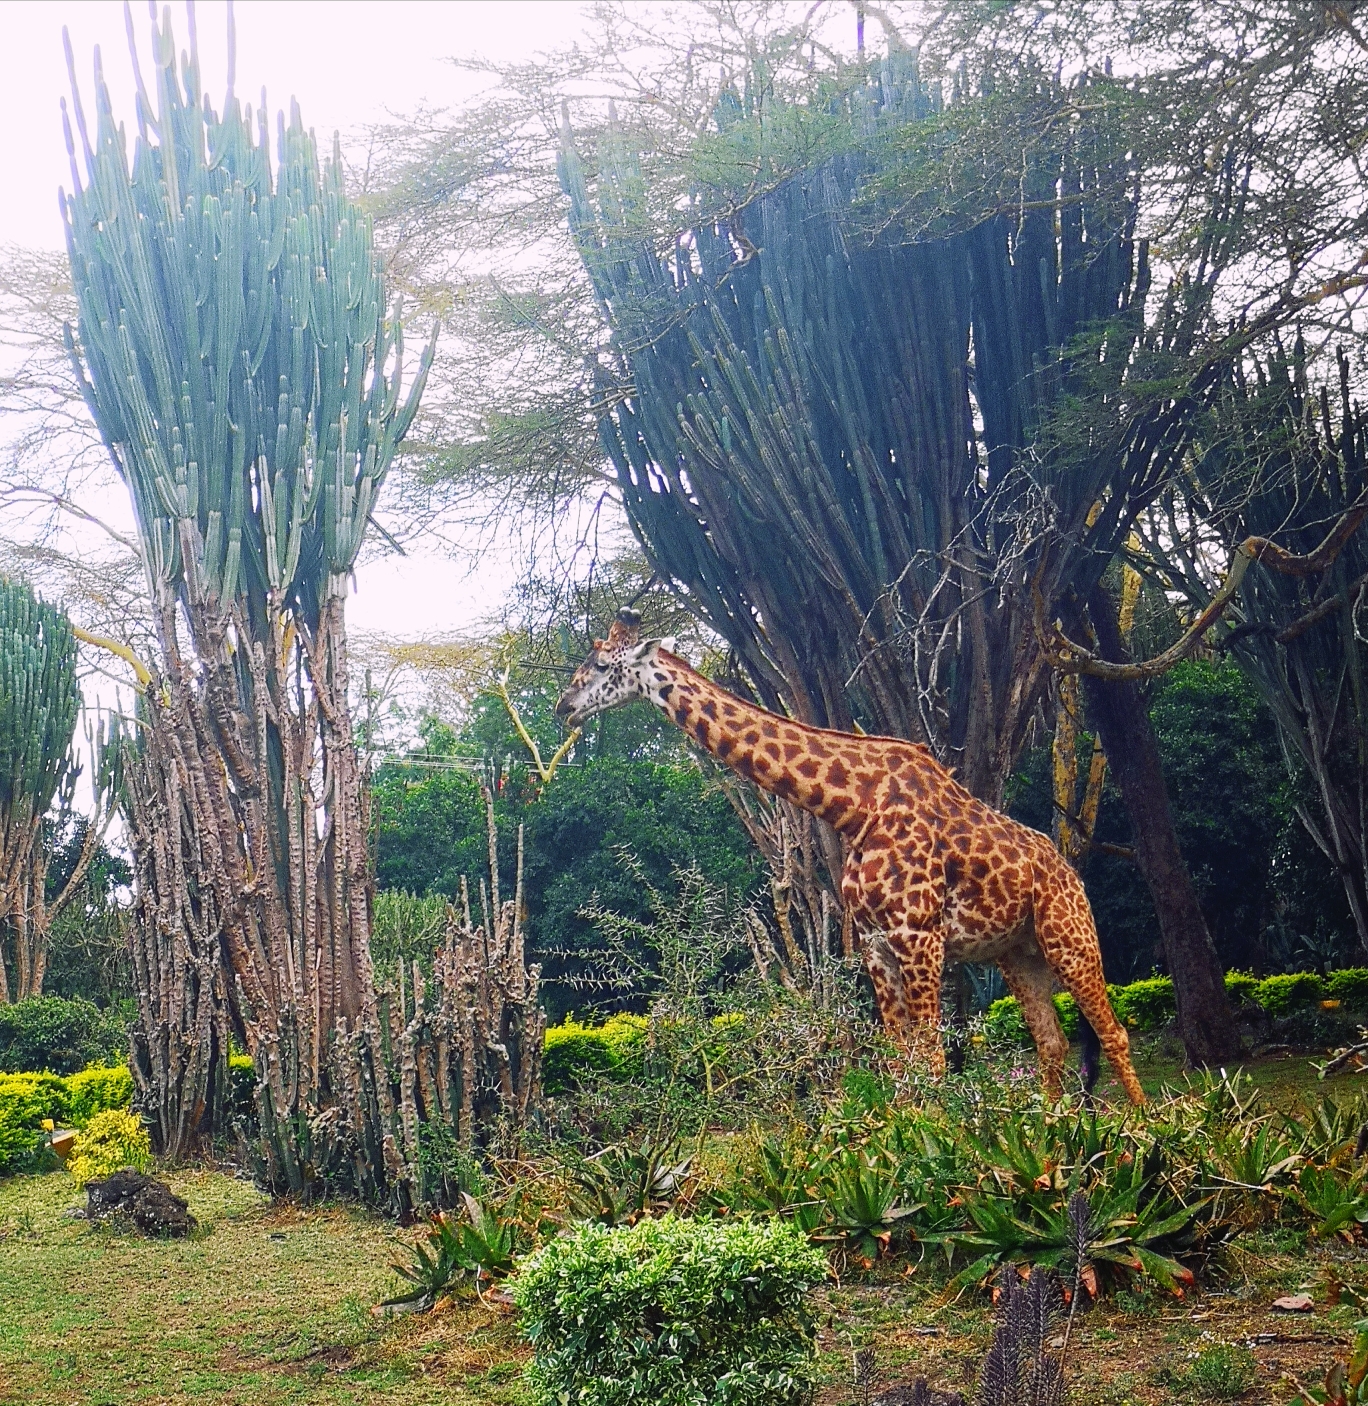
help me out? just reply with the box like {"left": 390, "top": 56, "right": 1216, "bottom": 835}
{"left": 1253, "top": 971, "right": 1326, "bottom": 1018}
{"left": 0, "top": 996, "right": 126, "bottom": 1074}
{"left": 63, "top": 1065, "right": 133, "bottom": 1126}
{"left": 1325, "top": 968, "right": 1368, "bottom": 1012}
{"left": 511, "top": 1214, "right": 827, "bottom": 1406}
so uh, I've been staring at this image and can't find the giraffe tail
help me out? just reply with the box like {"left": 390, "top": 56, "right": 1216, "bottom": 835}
{"left": 1078, "top": 1014, "right": 1101, "bottom": 1095}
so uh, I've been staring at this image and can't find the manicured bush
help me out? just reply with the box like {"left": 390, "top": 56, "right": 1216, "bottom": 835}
{"left": 64, "top": 1065, "right": 134, "bottom": 1126}
{"left": 982, "top": 992, "right": 1079, "bottom": 1045}
{"left": 0, "top": 1062, "right": 135, "bottom": 1178}
{"left": 975, "top": 969, "right": 1368, "bottom": 1050}
{"left": 1224, "top": 971, "right": 1260, "bottom": 1005}
{"left": 511, "top": 1214, "right": 827, "bottom": 1406}
{"left": 0, "top": 1073, "right": 68, "bottom": 1175}
{"left": 543, "top": 1014, "right": 648, "bottom": 1095}
{"left": 1254, "top": 971, "right": 1326, "bottom": 1018}
{"left": 1111, "top": 977, "right": 1177, "bottom": 1031}
{"left": 67, "top": 1109, "right": 152, "bottom": 1188}
{"left": 0, "top": 996, "right": 126, "bottom": 1074}
{"left": 1326, "top": 968, "right": 1368, "bottom": 1011}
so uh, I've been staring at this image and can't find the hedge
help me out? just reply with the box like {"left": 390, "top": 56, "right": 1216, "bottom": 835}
{"left": 543, "top": 1015, "right": 648, "bottom": 1095}
{"left": 0, "top": 1064, "right": 134, "bottom": 1176}
{"left": 0, "top": 996, "right": 127, "bottom": 1074}
{"left": 983, "top": 967, "right": 1368, "bottom": 1044}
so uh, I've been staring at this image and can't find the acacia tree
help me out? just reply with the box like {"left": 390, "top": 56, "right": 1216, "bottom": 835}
{"left": 0, "top": 575, "right": 118, "bottom": 1001}
{"left": 62, "top": 14, "right": 436, "bottom": 1196}
{"left": 1112, "top": 353, "right": 1368, "bottom": 955}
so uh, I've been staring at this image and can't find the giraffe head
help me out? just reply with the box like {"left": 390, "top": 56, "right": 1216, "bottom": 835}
{"left": 555, "top": 609, "right": 671, "bottom": 728}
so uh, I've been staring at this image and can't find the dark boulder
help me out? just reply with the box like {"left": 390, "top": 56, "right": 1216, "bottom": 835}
{"left": 85, "top": 1170, "right": 196, "bottom": 1237}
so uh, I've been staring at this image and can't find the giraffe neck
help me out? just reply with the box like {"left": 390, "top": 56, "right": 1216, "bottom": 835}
{"left": 647, "top": 652, "right": 877, "bottom": 835}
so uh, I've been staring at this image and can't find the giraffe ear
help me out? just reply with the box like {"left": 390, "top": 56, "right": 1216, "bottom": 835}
{"left": 659, "top": 637, "right": 677, "bottom": 654}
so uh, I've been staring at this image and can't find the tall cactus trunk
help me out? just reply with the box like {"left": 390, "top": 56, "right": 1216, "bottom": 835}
{"left": 134, "top": 581, "right": 407, "bottom": 1200}
{"left": 0, "top": 576, "right": 104, "bottom": 1003}
{"left": 61, "top": 12, "right": 435, "bottom": 1203}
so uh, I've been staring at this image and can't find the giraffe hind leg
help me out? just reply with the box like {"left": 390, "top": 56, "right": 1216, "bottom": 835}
{"left": 1034, "top": 887, "right": 1147, "bottom": 1106}
{"left": 997, "top": 946, "right": 1069, "bottom": 1102}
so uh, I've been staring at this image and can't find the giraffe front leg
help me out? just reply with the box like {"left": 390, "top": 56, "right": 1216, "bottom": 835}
{"left": 885, "top": 922, "right": 947, "bottom": 1079}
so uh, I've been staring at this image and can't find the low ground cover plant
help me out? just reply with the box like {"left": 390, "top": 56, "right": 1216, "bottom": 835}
{"left": 510, "top": 1213, "right": 826, "bottom": 1406}
{"left": 385, "top": 1192, "right": 525, "bottom": 1309}
{"left": 702, "top": 1065, "right": 1368, "bottom": 1292}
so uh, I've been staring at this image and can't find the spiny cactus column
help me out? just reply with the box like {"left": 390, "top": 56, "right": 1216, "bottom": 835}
{"left": 0, "top": 577, "right": 79, "bottom": 1001}
{"left": 62, "top": 13, "right": 433, "bottom": 1202}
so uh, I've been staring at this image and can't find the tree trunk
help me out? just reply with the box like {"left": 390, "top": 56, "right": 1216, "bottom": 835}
{"left": 122, "top": 706, "right": 233, "bottom": 1160}
{"left": 1083, "top": 585, "right": 1243, "bottom": 1066}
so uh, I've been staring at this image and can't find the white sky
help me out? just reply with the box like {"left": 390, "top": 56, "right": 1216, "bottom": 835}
{"left": 0, "top": 0, "right": 604, "bottom": 646}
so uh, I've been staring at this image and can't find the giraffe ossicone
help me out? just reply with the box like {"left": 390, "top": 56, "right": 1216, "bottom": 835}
{"left": 556, "top": 608, "right": 1146, "bottom": 1105}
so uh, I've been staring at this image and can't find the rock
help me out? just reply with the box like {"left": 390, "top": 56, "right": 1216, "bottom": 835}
{"left": 85, "top": 1170, "right": 196, "bottom": 1238}
{"left": 1271, "top": 1293, "right": 1315, "bottom": 1313}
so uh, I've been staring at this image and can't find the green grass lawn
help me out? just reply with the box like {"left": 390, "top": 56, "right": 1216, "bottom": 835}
{"left": 1, "top": 1051, "right": 1364, "bottom": 1406}
{"left": 0, "top": 1170, "right": 527, "bottom": 1406}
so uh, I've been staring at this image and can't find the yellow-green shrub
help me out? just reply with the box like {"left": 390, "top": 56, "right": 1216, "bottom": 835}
{"left": 1327, "top": 969, "right": 1368, "bottom": 1011}
{"left": 982, "top": 968, "right": 1368, "bottom": 1047}
{"left": 1109, "top": 977, "right": 1177, "bottom": 1031}
{"left": 64, "top": 1065, "right": 134, "bottom": 1126}
{"left": 1224, "top": 971, "right": 1260, "bottom": 1005}
{"left": 0, "top": 1073, "right": 68, "bottom": 1175}
{"left": 67, "top": 1109, "right": 152, "bottom": 1188}
{"left": 1253, "top": 971, "right": 1326, "bottom": 1017}
{"left": 543, "top": 1015, "right": 648, "bottom": 1094}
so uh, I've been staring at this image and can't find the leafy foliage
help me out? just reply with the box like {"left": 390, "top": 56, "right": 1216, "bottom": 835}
{"left": 0, "top": 996, "right": 127, "bottom": 1074}
{"left": 1008, "top": 660, "right": 1345, "bottom": 980}
{"left": 62, "top": 1065, "right": 133, "bottom": 1126}
{"left": 385, "top": 1192, "right": 523, "bottom": 1310}
{"left": 706, "top": 1067, "right": 1368, "bottom": 1294}
{"left": 67, "top": 1109, "right": 151, "bottom": 1188}
{"left": 984, "top": 968, "right": 1368, "bottom": 1043}
{"left": 567, "top": 1135, "right": 693, "bottom": 1228}
{"left": 372, "top": 746, "right": 760, "bottom": 1017}
{"left": 510, "top": 1214, "right": 827, "bottom": 1406}
{"left": 0, "top": 1073, "right": 67, "bottom": 1175}
{"left": 543, "top": 1014, "right": 648, "bottom": 1095}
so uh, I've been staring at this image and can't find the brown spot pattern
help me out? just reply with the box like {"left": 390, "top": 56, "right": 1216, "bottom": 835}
{"left": 558, "top": 634, "right": 1146, "bottom": 1107}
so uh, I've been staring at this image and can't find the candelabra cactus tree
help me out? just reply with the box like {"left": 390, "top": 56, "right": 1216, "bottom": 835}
{"left": 0, "top": 576, "right": 117, "bottom": 1002}
{"left": 62, "top": 13, "right": 434, "bottom": 1200}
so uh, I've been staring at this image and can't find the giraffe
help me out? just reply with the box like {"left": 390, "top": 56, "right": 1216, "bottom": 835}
{"left": 555, "top": 610, "right": 1146, "bottom": 1105}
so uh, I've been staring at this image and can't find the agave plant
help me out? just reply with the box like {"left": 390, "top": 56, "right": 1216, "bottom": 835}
{"left": 384, "top": 1193, "right": 522, "bottom": 1310}
{"left": 568, "top": 1135, "right": 693, "bottom": 1226}
{"left": 811, "top": 1144, "right": 922, "bottom": 1266}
